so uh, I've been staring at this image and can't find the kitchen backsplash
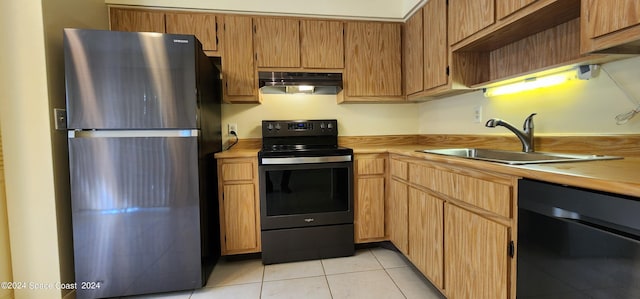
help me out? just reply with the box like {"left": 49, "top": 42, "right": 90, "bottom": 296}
{"left": 222, "top": 57, "right": 640, "bottom": 141}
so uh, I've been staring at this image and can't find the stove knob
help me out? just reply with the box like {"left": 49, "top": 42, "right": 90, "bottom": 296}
{"left": 320, "top": 123, "right": 325, "bottom": 129}
{"left": 267, "top": 123, "right": 273, "bottom": 130}
{"left": 327, "top": 123, "right": 333, "bottom": 129}
{"left": 275, "top": 123, "right": 281, "bottom": 130}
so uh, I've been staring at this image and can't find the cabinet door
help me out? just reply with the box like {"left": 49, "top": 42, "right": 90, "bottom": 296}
{"left": 448, "top": 0, "right": 495, "bottom": 45}
{"left": 110, "top": 8, "right": 165, "bottom": 33}
{"left": 345, "top": 22, "right": 402, "bottom": 97}
{"left": 583, "top": 0, "right": 640, "bottom": 39}
{"left": 403, "top": 9, "right": 424, "bottom": 95}
{"left": 254, "top": 18, "right": 300, "bottom": 68}
{"left": 166, "top": 13, "right": 217, "bottom": 51}
{"left": 423, "top": 0, "right": 448, "bottom": 90}
{"left": 222, "top": 183, "right": 258, "bottom": 253}
{"left": 301, "top": 20, "right": 344, "bottom": 68}
{"left": 497, "top": 0, "right": 538, "bottom": 20}
{"left": 388, "top": 178, "right": 408, "bottom": 254}
{"left": 408, "top": 187, "right": 444, "bottom": 289}
{"left": 222, "top": 15, "right": 257, "bottom": 99}
{"left": 355, "top": 177, "right": 385, "bottom": 242}
{"left": 445, "top": 204, "right": 509, "bottom": 299}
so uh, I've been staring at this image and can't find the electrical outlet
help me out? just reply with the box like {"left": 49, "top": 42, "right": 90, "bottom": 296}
{"left": 54, "top": 108, "right": 67, "bottom": 130}
{"left": 473, "top": 105, "right": 483, "bottom": 123}
{"left": 228, "top": 123, "right": 238, "bottom": 135}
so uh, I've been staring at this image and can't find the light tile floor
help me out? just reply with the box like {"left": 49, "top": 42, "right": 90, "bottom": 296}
{"left": 123, "top": 246, "right": 444, "bottom": 299}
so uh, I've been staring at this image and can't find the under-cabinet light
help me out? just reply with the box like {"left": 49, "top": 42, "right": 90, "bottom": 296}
{"left": 483, "top": 65, "right": 598, "bottom": 98}
{"left": 484, "top": 71, "right": 573, "bottom": 97}
{"left": 285, "top": 85, "right": 315, "bottom": 94}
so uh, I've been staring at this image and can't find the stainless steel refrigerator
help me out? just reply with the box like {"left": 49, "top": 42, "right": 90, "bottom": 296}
{"left": 64, "top": 28, "right": 222, "bottom": 299}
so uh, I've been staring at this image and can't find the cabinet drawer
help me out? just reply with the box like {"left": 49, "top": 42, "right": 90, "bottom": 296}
{"left": 390, "top": 159, "right": 408, "bottom": 180}
{"left": 221, "top": 161, "right": 254, "bottom": 182}
{"left": 357, "top": 158, "right": 386, "bottom": 175}
{"left": 408, "top": 163, "right": 456, "bottom": 197}
{"left": 454, "top": 174, "right": 512, "bottom": 218}
{"left": 409, "top": 161, "right": 513, "bottom": 218}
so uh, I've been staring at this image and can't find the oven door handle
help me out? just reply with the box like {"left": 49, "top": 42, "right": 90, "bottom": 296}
{"left": 261, "top": 155, "right": 352, "bottom": 165}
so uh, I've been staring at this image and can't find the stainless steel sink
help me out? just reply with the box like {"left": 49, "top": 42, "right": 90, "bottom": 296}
{"left": 417, "top": 148, "right": 623, "bottom": 165}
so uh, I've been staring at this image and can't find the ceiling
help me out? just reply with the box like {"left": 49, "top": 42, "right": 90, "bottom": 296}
{"left": 104, "top": 0, "right": 426, "bottom": 21}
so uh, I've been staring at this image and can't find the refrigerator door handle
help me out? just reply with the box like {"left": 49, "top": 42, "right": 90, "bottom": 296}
{"left": 68, "top": 129, "right": 199, "bottom": 138}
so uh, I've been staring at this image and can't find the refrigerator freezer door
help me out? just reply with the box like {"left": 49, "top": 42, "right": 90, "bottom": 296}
{"left": 64, "top": 29, "right": 198, "bottom": 130}
{"left": 69, "top": 135, "right": 202, "bottom": 298}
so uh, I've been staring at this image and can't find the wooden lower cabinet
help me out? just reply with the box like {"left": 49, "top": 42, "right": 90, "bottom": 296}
{"left": 354, "top": 154, "right": 387, "bottom": 243}
{"left": 408, "top": 187, "right": 444, "bottom": 289}
{"left": 390, "top": 155, "right": 515, "bottom": 298}
{"left": 445, "top": 203, "right": 509, "bottom": 299}
{"left": 222, "top": 183, "right": 259, "bottom": 252}
{"left": 388, "top": 178, "right": 408, "bottom": 254}
{"left": 355, "top": 177, "right": 385, "bottom": 242}
{"left": 217, "top": 157, "right": 261, "bottom": 255}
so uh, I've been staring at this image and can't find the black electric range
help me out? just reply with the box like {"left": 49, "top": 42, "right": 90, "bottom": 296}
{"left": 257, "top": 119, "right": 355, "bottom": 264}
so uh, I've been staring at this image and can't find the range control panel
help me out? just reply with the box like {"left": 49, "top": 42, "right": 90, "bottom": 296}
{"left": 262, "top": 119, "right": 338, "bottom": 137}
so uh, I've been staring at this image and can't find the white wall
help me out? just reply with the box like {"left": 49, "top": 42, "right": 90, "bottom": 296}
{"left": 40, "top": 0, "right": 109, "bottom": 297}
{"left": 0, "top": 133, "right": 12, "bottom": 299}
{"left": 106, "top": 0, "right": 420, "bottom": 20}
{"left": 0, "top": 1, "right": 63, "bottom": 298}
{"left": 419, "top": 57, "right": 640, "bottom": 135}
{"left": 0, "top": 0, "right": 108, "bottom": 298}
{"left": 222, "top": 94, "right": 420, "bottom": 140}
{"left": 223, "top": 57, "right": 640, "bottom": 142}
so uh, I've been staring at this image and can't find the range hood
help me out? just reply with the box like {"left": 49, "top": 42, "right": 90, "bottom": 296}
{"left": 258, "top": 71, "right": 343, "bottom": 94}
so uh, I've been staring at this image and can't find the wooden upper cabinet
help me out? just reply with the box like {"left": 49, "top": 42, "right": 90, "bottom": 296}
{"left": 581, "top": 0, "right": 640, "bottom": 53}
{"left": 222, "top": 15, "right": 257, "bottom": 101}
{"left": 423, "top": 0, "right": 448, "bottom": 91}
{"left": 254, "top": 18, "right": 301, "bottom": 68}
{"left": 583, "top": 0, "right": 640, "bottom": 39}
{"left": 403, "top": 8, "right": 424, "bottom": 96}
{"left": 110, "top": 8, "right": 165, "bottom": 33}
{"left": 344, "top": 21, "right": 402, "bottom": 97}
{"left": 405, "top": 0, "right": 450, "bottom": 100}
{"left": 497, "top": 0, "right": 538, "bottom": 20}
{"left": 166, "top": 13, "right": 217, "bottom": 51}
{"left": 448, "top": 0, "right": 495, "bottom": 45}
{"left": 445, "top": 203, "right": 509, "bottom": 299}
{"left": 301, "top": 20, "right": 344, "bottom": 68}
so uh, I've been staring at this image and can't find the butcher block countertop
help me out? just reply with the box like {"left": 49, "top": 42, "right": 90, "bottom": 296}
{"left": 215, "top": 135, "right": 640, "bottom": 198}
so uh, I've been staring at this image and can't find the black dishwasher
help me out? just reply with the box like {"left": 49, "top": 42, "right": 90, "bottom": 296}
{"left": 517, "top": 179, "right": 640, "bottom": 299}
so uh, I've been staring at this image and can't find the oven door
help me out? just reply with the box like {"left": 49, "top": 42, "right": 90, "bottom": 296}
{"left": 259, "top": 157, "right": 353, "bottom": 230}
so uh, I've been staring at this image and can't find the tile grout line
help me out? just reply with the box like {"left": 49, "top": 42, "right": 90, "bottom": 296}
{"left": 371, "top": 249, "right": 409, "bottom": 299}
{"left": 320, "top": 258, "right": 335, "bottom": 299}
{"left": 259, "top": 262, "right": 266, "bottom": 299}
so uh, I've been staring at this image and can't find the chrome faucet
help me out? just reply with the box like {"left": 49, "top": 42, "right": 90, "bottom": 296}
{"left": 485, "top": 113, "right": 537, "bottom": 153}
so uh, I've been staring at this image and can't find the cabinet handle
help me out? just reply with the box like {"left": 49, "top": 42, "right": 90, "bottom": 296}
{"left": 507, "top": 240, "right": 514, "bottom": 258}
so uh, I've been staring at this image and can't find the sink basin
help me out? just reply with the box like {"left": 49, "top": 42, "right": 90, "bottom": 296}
{"left": 417, "top": 148, "right": 623, "bottom": 165}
